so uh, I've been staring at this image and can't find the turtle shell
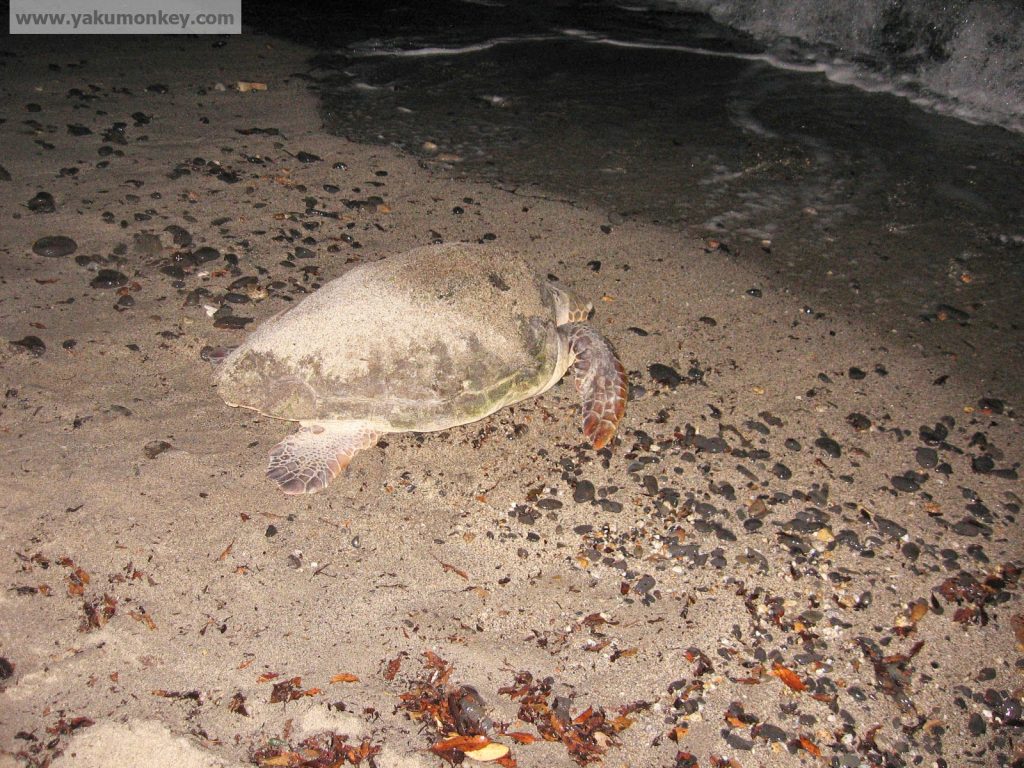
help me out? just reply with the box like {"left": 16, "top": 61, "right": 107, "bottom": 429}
{"left": 217, "top": 243, "right": 565, "bottom": 431}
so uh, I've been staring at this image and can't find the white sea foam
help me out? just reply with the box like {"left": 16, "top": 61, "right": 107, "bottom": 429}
{"left": 657, "top": 0, "right": 1024, "bottom": 133}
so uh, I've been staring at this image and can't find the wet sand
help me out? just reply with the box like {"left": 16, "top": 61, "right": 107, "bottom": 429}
{"left": 1, "top": 33, "right": 1022, "bottom": 768}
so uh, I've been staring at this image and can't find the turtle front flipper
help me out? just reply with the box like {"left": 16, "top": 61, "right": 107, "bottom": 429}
{"left": 267, "top": 421, "right": 380, "bottom": 495}
{"left": 563, "top": 323, "right": 627, "bottom": 450}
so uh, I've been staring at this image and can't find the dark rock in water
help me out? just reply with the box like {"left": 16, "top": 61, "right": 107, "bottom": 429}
{"left": 814, "top": 435, "right": 842, "bottom": 458}
{"left": 573, "top": 480, "right": 596, "bottom": 503}
{"left": 32, "top": 235, "right": 77, "bottom": 257}
{"left": 164, "top": 225, "right": 192, "bottom": 246}
{"left": 27, "top": 191, "right": 56, "bottom": 213}
{"left": 90, "top": 269, "right": 128, "bottom": 289}
{"left": 10, "top": 336, "right": 46, "bottom": 356}
{"left": 649, "top": 363, "right": 682, "bottom": 388}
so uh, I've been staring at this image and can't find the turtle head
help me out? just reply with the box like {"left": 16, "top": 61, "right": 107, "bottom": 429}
{"left": 547, "top": 284, "right": 593, "bottom": 325}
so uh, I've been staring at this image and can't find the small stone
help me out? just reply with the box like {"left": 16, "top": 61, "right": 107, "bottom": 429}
{"left": 891, "top": 474, "right": 920, "bottom": 493}
{"left": 27, "top": 191, "right": 56, "bottom": 213}
{"left": 814, "top": 435, "right": 842, "bottom": 458}
{"left": 649, "top": 363, "right": 682, "bottom": 388}
{"left": 164, "top": 225, "right": 192, "bottom": 246}
{"left": 295, "top": 151, "right": 321, "bottom": 163}
{"left": 846, "top": 412, "right": 871, "bottom": 431}
{"left": 915, "top": 447, "right": 938, "bottom": 468}
{"left": 848, "top": 367, "right": 867, "bottom": 380}
{"left": 573, "top": 480, "right": 595, "bottom": 504}
{"left": 214, "top": 316, "right": 253, "bottom": 330}
{"left": 10, "top": 336, "right": 46, "bottom": 356}
{"left": 192, "top": 246, "right": 220, "bottom": 263}
{"left": 90, "top": 269, "right": 129, "bottom": 289}
{"left": 32, "top": 235, "right": 77, "bottom": 257}
{"left": 144, "top": 440, "right": 173, "bottom": 459}
{"left": 971, "top": 455, "right": 995, "bottom": 474}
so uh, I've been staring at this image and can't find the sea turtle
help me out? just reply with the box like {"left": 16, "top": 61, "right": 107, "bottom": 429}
{"left": 217, "top": 243, "right": 627, "bottom": 494}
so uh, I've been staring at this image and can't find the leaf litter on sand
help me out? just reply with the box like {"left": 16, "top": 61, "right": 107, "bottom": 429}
{"left": 396, "top": 651, "right": 643, "bottom": 765}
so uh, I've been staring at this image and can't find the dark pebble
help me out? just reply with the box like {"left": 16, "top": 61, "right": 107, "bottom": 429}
{"left": 10, "top": 336, "right": 46, "bottom": 356}
{"left": 952, "top": 519, "right": 990, "bottom": 537}
{"left": 971, "top": 455, "right": 995, "bottom": 474}
{"left": 164, "top": 225, "right": 192, "bottom": 246}
{"left": 116, "top": 295, "right": 134, "bottom": 309}
{"left": 0, "top": 164, "right": 11, "bottom": 182}
{"left": 587, "top": 260, "right": 601, "bottom": 272}
{"left": 902, "top": 541, "right": 920, "bottom": 560}
{"left": 295, "top": 151, "right": 321, "bottom": 163}
{"left": 265, "top": 524, "right": 278, "bottom": 537}
{"left": 32, "top": 235, "right": 77, "bottom": 257}
{"left": 874, "top": 515, "right": 908, "bottom": 539}
{"left": 771, "top": 463, "right": 792, "bottom": 480}
{"left": 846, "top": 412, "right": 871, "bottom": 431}
{"left": 192, "top": 246, "right": 220, "bottom": 263}
{"left": 745, "top": 288, "right": 762, "bottom": 298}
{"left": 214, "top": 316, "right": 253, "bottom": 330}
{"left": 144, "top": 440, "right": 172, "bottom": 459}
{"left": 977, "top": 397, "right": 1004, "bottom": 414}
{"left": 649, "top": 363, "right": 682, "bottom": 387}
{"left": 146, "top": 83, "right": 169, "bottom": 94}
{"left": 626, "top": 326, "right": 648, "bottom": 336}
{"left": 160, "top": 264, "right": 186, "bottom": 279}
{"left": 693, "top": 435, "right": 729, "bottom": 453}
{"left": 27, "top": 191, "right": 56, "bottom": 213}
{"left": 891, "top": 474, "right": 920, "bottom": 493}
{"left": 848, "top": 366, "right": 867, "bottom": 380}
{"left": 915, "top": 447, "right": 938, "bottom": 468}
{"left": 90, "top": 269, "right": 128, "bottom": 289}
{"left": 784, "top": 438, "right": 801, "bottom": 451}
{"left": 814, "top": 435, "right": 842, "bottom": 458}
{"left": 537, "top": 498, "right": 562, "bottom": 510}
{"left": 753, "top": 723, "right": 787, "bottom": 742}
{"left": 573, "top": 480, "right": 596, "bottom": 503}
{"left": 723, "top": 731, "right": 754, "bottom": 750}
{"left": 968, "top": 712, "right": 986, "bottom": 736}
{"left": 919, "top": 423, "right": 949, "bottom": 444}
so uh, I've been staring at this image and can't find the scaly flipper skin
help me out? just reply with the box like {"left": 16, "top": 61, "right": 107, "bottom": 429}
{"left": 564, "top": 323, "right": 627, "bottom": 449}
{"left": 266, "top": 422, "right": 380, "bottom": 494}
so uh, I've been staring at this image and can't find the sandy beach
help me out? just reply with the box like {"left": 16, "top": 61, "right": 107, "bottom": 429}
{"left": 1, "top": 31, "right": 1021, "bottom": 768}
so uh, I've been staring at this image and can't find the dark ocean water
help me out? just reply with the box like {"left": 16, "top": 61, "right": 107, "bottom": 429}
{"left": 245, "top": 0, "right": 1024, "bottom": 373}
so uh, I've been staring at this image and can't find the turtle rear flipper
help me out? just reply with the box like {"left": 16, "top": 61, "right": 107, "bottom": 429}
{"left": 267, "top": 422, "right": 380, "bottom": 494}
{"left": 563, "top": 323, "right": 627, "bottom": 450}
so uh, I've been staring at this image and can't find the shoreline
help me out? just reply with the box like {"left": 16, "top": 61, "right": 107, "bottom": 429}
{"left": 1, "top": 31, "right": 1021, "bottom": 768}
